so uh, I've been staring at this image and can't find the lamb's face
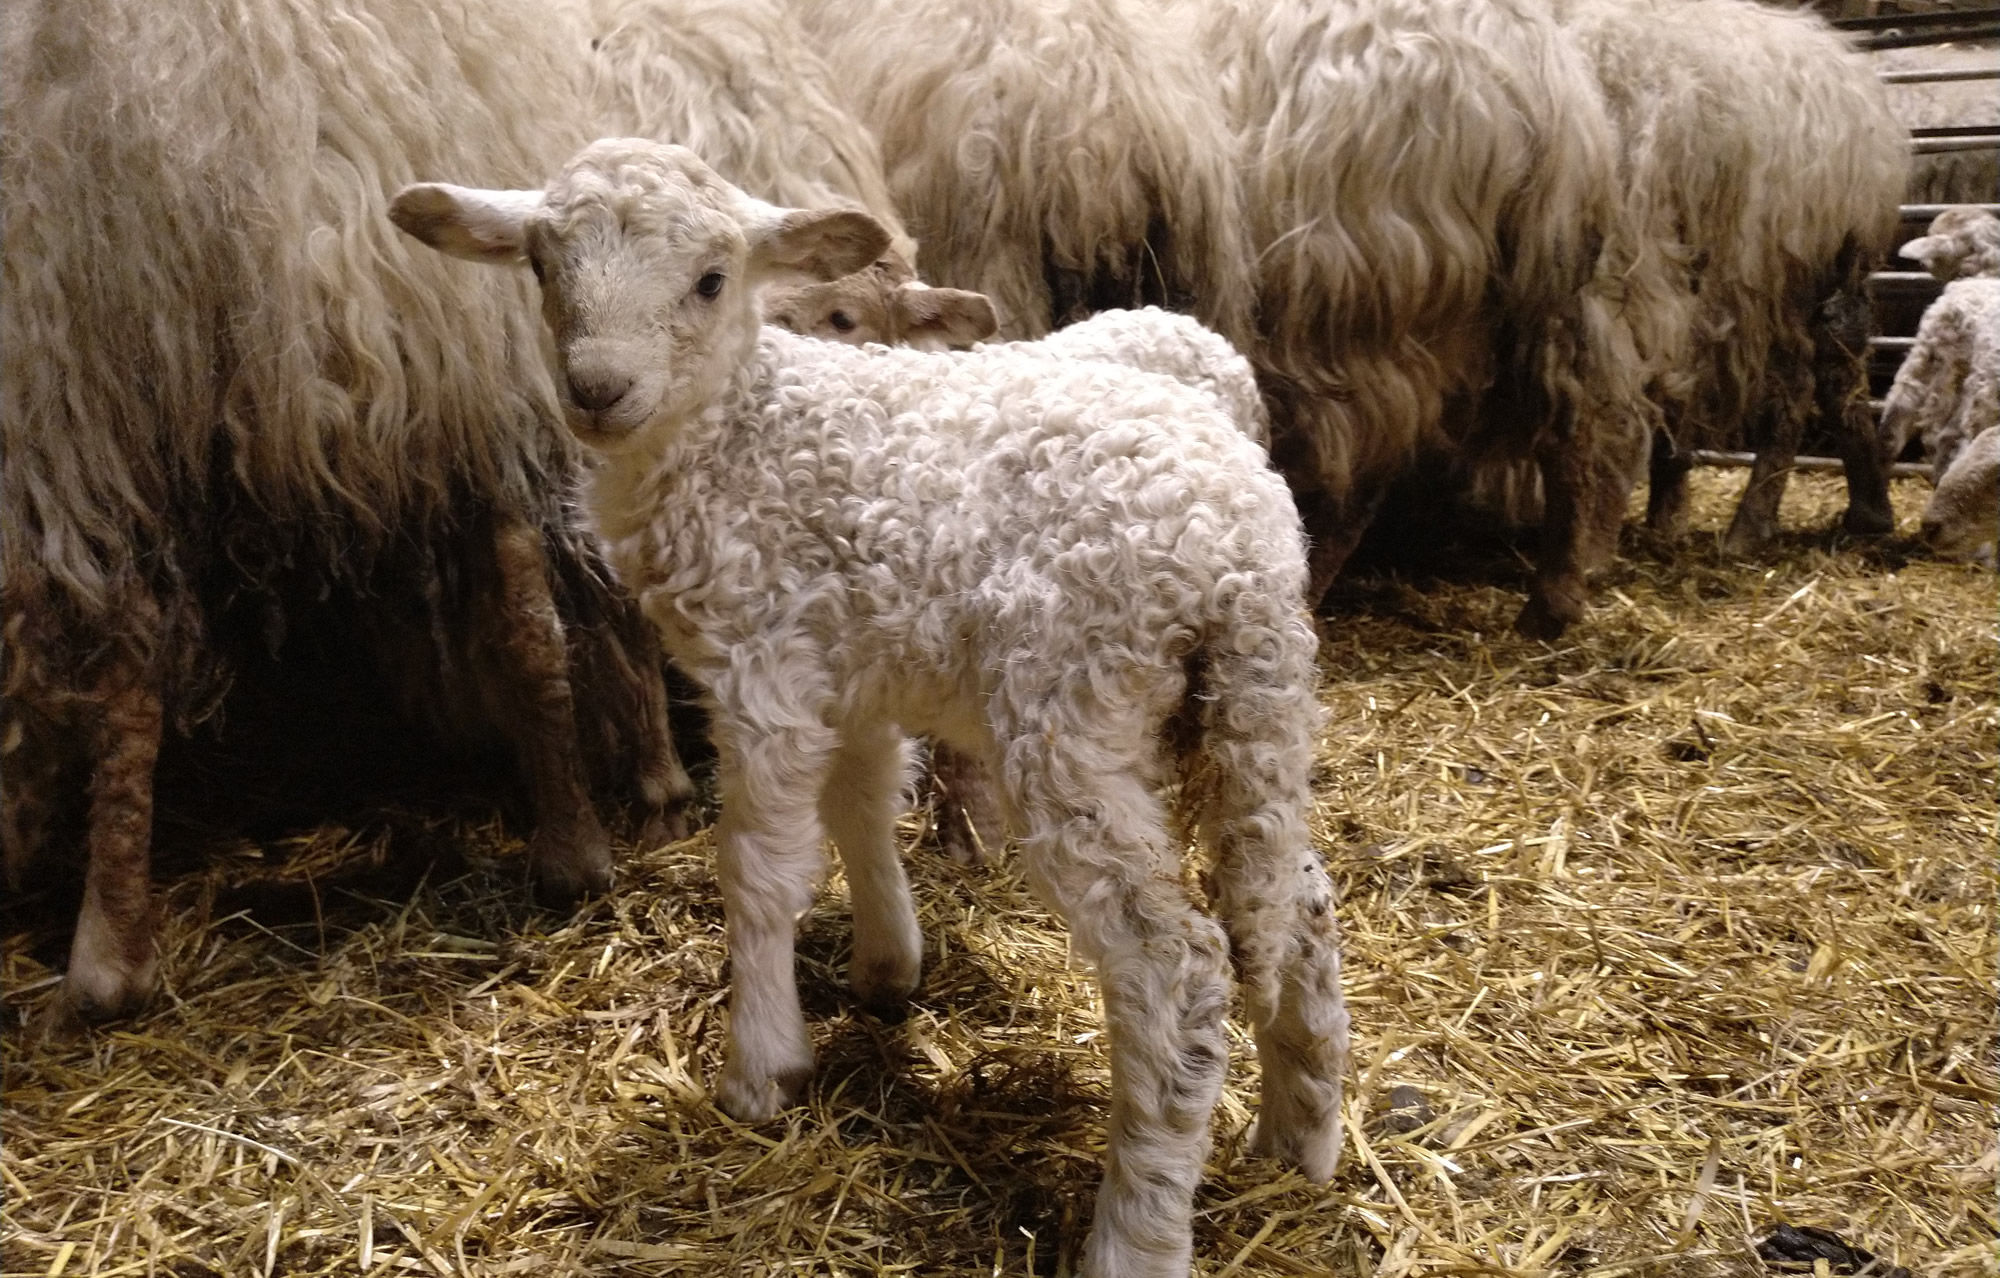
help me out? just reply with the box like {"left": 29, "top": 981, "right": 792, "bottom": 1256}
{"left": 764, "top": 265, "right": 999, "bottom": 352}
{"left": 391, "top": 137, "right": 893, "bottom": 452}
{"left": 1900, "top": 209, "right": 2000, "bottom": 283}
{"left": 1921, "top": 427, "right": 2000, "bottom": 563}
{"left": 530, "top": 151, "right": 760, "bottom": 448}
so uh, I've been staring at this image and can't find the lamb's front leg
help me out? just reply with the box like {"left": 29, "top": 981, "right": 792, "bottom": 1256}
{"left": 713, "top": 727, "right": 835, "bottom": 1122}
{"left": 819, "top": 723, "right": 923, "bottom": 1013}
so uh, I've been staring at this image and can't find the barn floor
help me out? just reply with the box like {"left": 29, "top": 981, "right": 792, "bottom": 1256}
{"left": 4, "top": 470, "right": 1995, "bottom": 1278}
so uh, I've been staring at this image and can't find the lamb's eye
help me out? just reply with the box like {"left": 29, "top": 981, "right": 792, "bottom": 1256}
{"left": 828, "top": 309, "right": 856, "bottom": 333}
{"left": 696, "top": 271, "right": 725, "bottom": 299}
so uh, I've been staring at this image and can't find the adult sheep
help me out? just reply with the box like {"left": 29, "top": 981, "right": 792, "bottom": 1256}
{"left": 397, "top": 138, "right": 1349, "bottom": 1278}
{"left": 783, "top": 0, "right": 1258, "bottom": 350}
{"left": 1180, "top": 0, "right": 1667, "bottom": 636}
{"left": 1553, "top": 0, "right": 1910, "bottom": 549}
{"left": 4, "top": 0, "right": 900, "bottom": 1021}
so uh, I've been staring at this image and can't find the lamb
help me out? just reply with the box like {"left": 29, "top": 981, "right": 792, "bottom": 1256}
{"left": 761, "top": 258, "right": 1000, "bottom": 350}
{"left": 1178, "top": 0, "right": 1668, "bottom": 636}
{"left": 395, "top": 138, "right": 1350, "bottom": 1278}
{"left": 767, "top": 286, "right": 1274, "bottom": 864}
{"left": 1899, "top": 207, "right": 2000, "bottom": 284}
{"left": 1877, "top": 213, "right": 2000, "bottom": 497}
{"left": 1921, "top": 425, "right": 2000, "bottom": 563}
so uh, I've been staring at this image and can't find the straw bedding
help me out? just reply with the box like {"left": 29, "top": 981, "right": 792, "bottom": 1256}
{"left": 3, "top": 470, "right": 1994, "bottom": 1277}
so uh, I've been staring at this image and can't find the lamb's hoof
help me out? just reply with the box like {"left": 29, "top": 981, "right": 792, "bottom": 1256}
{"left": 1841, "top": 505, "right": 1895, "bottom": 538}
{"left": 1248, "top": 1113, "right": 1343, "bottom": 1182}
{"left": 715, "top": 1054, "right": 813, "bottom": 1123}
{"left": 851, "top": 952, "right": 921, "bottom": 1018}
{"left": 1513, "top": 593, "right": 1577, "bottom": 642}
{"left": 530, "top": 825, "right": 615, "bottom": 908}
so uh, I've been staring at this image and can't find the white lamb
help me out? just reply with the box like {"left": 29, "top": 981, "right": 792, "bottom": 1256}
{"left": 1879, "top": 211, "right": 2000, "bottom": 497}
{"left": 767, "top": 282, "right": 1275, "bottom": 865}
{"left": 1922, "top": 425, "right": 2000, "bottom": 564}
{"left": 393, "top": 139, "right": 1349, "bottom": 1278}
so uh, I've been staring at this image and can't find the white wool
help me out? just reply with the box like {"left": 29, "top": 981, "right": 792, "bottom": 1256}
{"left": 1880, "top": 276, "right": 2000, "bottom": 489}
{"left": 989, "top": 308, "right": 1272, "bottom": 450}
{"left": 397, "top": 140, "right": 1348, "bottom": 1278}
{"left": 1922, "top": 425, "right": 2000, "bottom": 564}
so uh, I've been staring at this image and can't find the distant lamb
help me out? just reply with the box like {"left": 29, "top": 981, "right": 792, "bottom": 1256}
{"left": 1879, "top": 211, "right": 2000, "bottom": 500}
{"left": 1922, "top": 425, "right": 2000, "bottom": 564}
{"left": 395, "top": 139, "right": 1350, "bottom": 1278}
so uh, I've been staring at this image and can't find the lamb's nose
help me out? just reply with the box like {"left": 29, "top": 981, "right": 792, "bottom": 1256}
{"left": 567, "top": 369, "right": 633, "bottom": 414}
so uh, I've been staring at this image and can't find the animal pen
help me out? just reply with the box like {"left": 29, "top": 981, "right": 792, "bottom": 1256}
{"left": 3, "top": 6, "right": 1996, "bottom": 1278}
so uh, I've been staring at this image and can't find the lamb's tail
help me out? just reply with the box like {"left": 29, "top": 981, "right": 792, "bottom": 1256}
{"left": 1181, "top": 589, "right": 1349, "bottom": 1180}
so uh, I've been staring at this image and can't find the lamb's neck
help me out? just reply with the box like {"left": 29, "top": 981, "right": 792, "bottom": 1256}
{"left": 582, "top": 354, "right": 771, "bottom": 540}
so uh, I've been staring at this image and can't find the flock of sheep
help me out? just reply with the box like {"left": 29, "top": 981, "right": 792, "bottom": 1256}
{"left": 2, "top": 0, "right": 1993, "bottom": 1274}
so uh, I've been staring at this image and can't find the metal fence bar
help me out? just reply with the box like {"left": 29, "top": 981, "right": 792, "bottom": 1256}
{"left": 1879, "top": 65, "right": 2000, "bottom": 82}
{"left": 1869, "top": 336, "right": 1919, "bottom": 349}
{"left": 1859, "top": 27, "right": 2000, "bottom": 50}
{"left": 1910, "top": 135, "right": 2000, "bottom": 153}
{"left": 1688, "top": 450, "right": 1930, "bottom": 478}
{"left": 1835, "top": 6, "right": 2000, "bottom": 31}
{"left": 1897, "top": 203, "right": 2000, "bottom": 218}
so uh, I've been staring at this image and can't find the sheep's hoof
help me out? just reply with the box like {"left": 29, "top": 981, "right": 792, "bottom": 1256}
{"left": 530, "top": 824, "right": 615, "bottom": 908}
{"left": 630, "top": 799, "right": 694, "bottom": 850}
{"left": 1719, "top": 517, "right": 1775, "bottom": 557}
{"left": 715, "top": 1054, "right": 813, "bottom": 1123}
{"left": 1841, "top": 504, "right": 1895, "bottom": 538}
{"left": 63, "top": 946, "right": 159, "bottom": 1023}
{"left": 1513, "top": 593, "right": 1577, "bottom": 642}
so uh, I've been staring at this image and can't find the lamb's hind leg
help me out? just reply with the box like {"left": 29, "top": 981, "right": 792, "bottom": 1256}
{"left": 1003, "top": 732, "right": 1229, "bottom": 1278}
{"left": 1194, "top": 629, "right": 1348, "bottom": 1180}
{"left": 713, "top": 722, "right": 837, "bottom": 1122}
{"left": 820, "top": 723, "right": 923, "bottom": 1013}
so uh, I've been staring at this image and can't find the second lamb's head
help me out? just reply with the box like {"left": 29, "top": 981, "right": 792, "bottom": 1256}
{"left": 390, "top": 139, "right": 890, "bottom": 449}
{"left": 1899, "top": 208, "right": 2000, "bottom": 283}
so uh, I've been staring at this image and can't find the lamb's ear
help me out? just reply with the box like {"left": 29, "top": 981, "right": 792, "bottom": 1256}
{"left": 895, "top": 284, "right": 999, "bottom": 347}
{"left": 741, "top": 198, "right": 893, "bottom": 283}
{"left": 1898, "top": 234, "right": 1948, "bottom": 271}
{"left": 390, "top": 184, "right": 543, "bottom": 263}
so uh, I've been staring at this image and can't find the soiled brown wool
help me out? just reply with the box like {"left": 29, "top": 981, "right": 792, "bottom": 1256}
{"left": 0, "top": 0, "right": 693, "bottom": 1017}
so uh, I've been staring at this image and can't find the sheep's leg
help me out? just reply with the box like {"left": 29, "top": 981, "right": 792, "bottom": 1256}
{"left": 928, "top": 740, "right": 1006, "bottom": 866}
{"left": 1003, "top": 737, "right": 1228, "bottom": 1278}
{"left": 489, "top": 515, "right": 613, "bottom": 905}
{"left": 1, "top": 710, "right": 65, "bottom": 891}
{"left": 1297, "top": 485, "right": 1387, "bottom": 611}
{"left": 1723, "top": 350, "right": 1816, "bottom": 554}
{"left": 1645, "top": 425, "right": 1694, "bottom": 538}
{"left": 1822, "top": 344, "right": 1894, "bottom": 538}
{"left": 65, "top": 628, "right": 165, "bottom": 1021}
{"left": 820, "top": 724, "right": 923, "bottom": 1012}
{"left": 1519, "top": 422, "right": 1629, "bottom": 640}
{"left": 713, "top": 726, "right": 835, "bottom": 1122}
